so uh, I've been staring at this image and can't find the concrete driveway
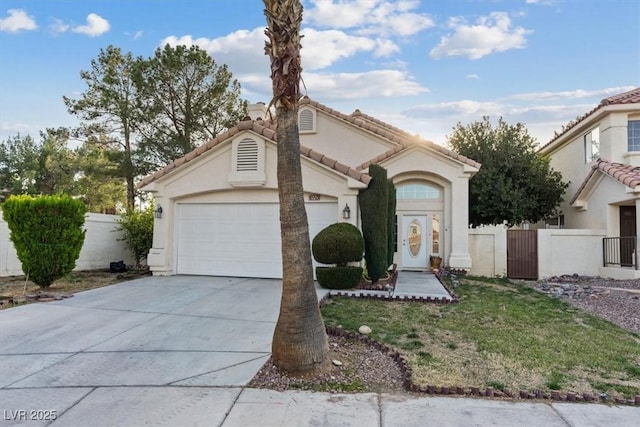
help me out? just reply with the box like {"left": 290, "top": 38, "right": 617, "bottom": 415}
{"left": 1, "top": 276, "right": 292, "bottom": 390}
{"left": 2, "top": 275, "right": 638, "bottom": 426}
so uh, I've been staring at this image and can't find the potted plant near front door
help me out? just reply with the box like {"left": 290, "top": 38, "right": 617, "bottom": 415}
{"left": 429, "top": 255, "right": 442, "bottom": 272}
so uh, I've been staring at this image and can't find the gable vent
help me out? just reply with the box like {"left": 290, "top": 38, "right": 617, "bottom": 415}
{"left": 236, "top": 138, "right": 258, "bottom": 171}
{"left": 299, "top": 109, "right": 314, "bottom": 132}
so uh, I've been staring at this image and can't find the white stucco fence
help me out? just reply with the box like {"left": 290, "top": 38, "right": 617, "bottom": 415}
{"left": 468, "top": 226, "right": 609, "bottom": 279}
{"left": 1, "top": 210, "right": 134, "bottom": 277}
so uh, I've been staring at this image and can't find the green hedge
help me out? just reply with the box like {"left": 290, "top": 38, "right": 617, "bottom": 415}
{"left": 358, "top": 164, "right": 389, "bottom": 282}
{"left": 312, "top": 222, "right": 364, "bottom": 266}
{"left": 117, "top": 205, "right": 154, "bottom": 265}
{"left": 315, "top": 266, "right": 363, "bottom": 289}
{"left": 387, "top": 179, "right": 397, "bottom": 267}
{"left": 2, "top": 195, "right": 87, "bottom": 288}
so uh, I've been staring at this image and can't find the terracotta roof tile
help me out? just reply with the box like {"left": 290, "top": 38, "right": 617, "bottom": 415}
{"left": 297, "top": 97, "right": 481, "bottom": 170}
{"left": 137, "top": 116, "right": 371, "bottom": 189}
{"left": 570, "top": 158, "right": 640, "bottom": 204}
{"left": 541, "top": 87, "right": 640, "bottom": 151}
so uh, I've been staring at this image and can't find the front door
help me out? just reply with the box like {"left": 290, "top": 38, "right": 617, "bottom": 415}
{"left": 402, "top": 215, "right": 428, "bottom": 269}
{"left": 620, "top": 206, "right": 637, "bottom": 267}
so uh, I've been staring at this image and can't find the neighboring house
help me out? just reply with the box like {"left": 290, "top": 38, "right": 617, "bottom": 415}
{"left": 138, "top": 97, "right": 480, "bottom": 279}
{"left": 538, "top": 87, "right": 640, "bottom": 278}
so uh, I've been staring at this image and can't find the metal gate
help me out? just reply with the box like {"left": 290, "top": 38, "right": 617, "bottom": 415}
{"left": 507, "top": 230, "right": 538, "bottom": 280}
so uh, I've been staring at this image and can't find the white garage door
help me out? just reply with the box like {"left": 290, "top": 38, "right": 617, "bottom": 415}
{"left": 175, "top": 202, "right": 337, "bottom": 278}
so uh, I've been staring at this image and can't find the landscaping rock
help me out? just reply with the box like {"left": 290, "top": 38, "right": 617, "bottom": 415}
{"left": 358, "top": 325, "right": 372, "bottom": 335}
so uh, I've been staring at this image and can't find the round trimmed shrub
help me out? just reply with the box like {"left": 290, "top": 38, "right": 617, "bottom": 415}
{"left": 312, "top": 222, "right": 364, "bottom": 266}
{"left": 315, "top": 266, "right": 363, "bottom": 289}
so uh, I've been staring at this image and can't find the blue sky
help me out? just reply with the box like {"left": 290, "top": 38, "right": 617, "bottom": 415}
{"left": 0, "top": 0, "right": 638, "bottom": 147}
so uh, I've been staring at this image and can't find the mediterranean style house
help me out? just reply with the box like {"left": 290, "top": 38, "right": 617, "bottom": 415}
{"left": 138, "top": 97, "right": 480, "bottom": 278}
{"left": 538, "top": 87, "right": 640, "bottom": 278}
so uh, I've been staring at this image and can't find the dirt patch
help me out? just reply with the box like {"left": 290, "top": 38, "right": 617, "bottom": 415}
{"left": 0, "top": 269, "right": 151, "bottom": 309}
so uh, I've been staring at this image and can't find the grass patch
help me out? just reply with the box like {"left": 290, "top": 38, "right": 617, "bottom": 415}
{"left": 321, "top": 277, "right": 640, "bottom": 399}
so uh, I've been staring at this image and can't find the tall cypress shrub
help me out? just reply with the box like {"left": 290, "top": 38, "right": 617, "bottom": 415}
{"left": 387, "top": 179, "right": 397, "bottom": 268}
{"left": 358, "top": 164, "right": 388, "bottom": 283}
{"left": 2, "top": 195, "right": 87, "bottom": 288}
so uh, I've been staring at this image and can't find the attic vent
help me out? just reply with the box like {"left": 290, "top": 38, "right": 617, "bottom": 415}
{"left": 299, "top": 109, "right": 315, "bottom": 133}
{"left": 236, "top": 138, "right": 258, "bottom": 171}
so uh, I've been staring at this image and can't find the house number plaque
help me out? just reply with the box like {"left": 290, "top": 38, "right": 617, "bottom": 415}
{"left": 308, "top": 194, "right": 321, "bottom": 201}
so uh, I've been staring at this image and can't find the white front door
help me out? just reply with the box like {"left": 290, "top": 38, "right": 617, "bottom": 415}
{"left": 402, "top": 215, "right": 428, "bottom": 269}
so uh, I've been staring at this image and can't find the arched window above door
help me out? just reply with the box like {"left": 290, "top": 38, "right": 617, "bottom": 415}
{"left": 396, "top": 183, "right": 441, "bottom": 200}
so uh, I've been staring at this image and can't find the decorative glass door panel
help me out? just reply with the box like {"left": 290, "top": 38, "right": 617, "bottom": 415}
{"left": 402, "top": 215, "right": 428, "bottom": 268}
{"left": 408, "top": 219, "right": 422, "bottom": 257}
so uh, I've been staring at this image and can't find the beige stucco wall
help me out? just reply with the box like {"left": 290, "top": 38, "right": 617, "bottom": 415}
{"left": 144, "top": 133, "right": 364, "bottom": 275}
{"left": 468, "top": 225, "right": 507, "bottom": 277}
{"left": 381, "top": 145, "right": 477, "bottom": 270}
{"left": 300, "top": 110, "right": 396, "bottom": 167}
{"left": 542, "top": 107, "right": 640, "bottom": 228}
{"left": 537, "top": 229, "right": 605, "bottom": 278}
{"left": 1, "top": 211, "right": 134, "bottom": 277}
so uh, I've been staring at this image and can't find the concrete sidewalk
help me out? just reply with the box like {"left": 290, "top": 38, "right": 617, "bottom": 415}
{"left": 330, "top": 270, "right": 452, "bottom": 301}
{"left": 1, "top": 275, "right": 637, "bottom": 426}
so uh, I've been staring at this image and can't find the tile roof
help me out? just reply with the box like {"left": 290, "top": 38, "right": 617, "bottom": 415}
{"left": 297, "top": 97, "right": 481, "bottom": 171}
{"left": 138, "top": 97, "right": 481, "bottom": 189}
{"left": 137, "top": 117, "right": 371, "bottom": 189}
{"left": 540, "top": 87, "right": 640, "bottom": 152}
{"left": 570, "top": 158, "right": 640, "bottom": 205}
{"left": 299, "top": 97, "right": 407, "bottom": 146}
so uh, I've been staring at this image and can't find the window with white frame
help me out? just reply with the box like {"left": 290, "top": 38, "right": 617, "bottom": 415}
{"left": 583, "top": 127, "right": 599, "bottom": 163}
{"left": 396, "top": 183, "right": 441, "bottom": 200}
{"left": 545, "top": 214, "right": 565, "bottom": 229}
{"left": 628, "top": 120, "right": 640, "bottom": 152}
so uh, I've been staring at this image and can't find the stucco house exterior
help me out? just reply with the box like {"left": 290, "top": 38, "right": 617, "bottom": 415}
{"left": 138, "top": 97, "right": 480, "bottom": 279}
{"left": 538, "top": 87, "right": 640, "bottom": 278}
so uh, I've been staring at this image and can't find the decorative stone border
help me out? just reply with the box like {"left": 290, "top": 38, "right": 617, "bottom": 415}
{"left": 320, "top": 288, "right": 640, "bottom": 406}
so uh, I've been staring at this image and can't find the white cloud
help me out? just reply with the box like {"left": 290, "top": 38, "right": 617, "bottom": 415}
{"left": 49, "top": 18, "right": 70, "bottom": 34}
{"left": 161, "top": 27, "right": 396, "bottom": 73}
{"left": 430, "top": 12, "right": 531, "bottom": 60}
{"left": 302, "top": 29, "right": 377, "bottom": 69}
{"left": 133, "top": 30, "right": 143, "bottom": 40}
{"left": 506, "top": 86, "right": 636, "bottom": 102}
{"left": 305, "top": 0, "right": 434, "bottom": 37}
{"left": 526, "top": 0, "right": 561, "bottom": 5}
{"left": 466, "top": 74, "right": 480, "bottom": 80}
{"left": 303, "top": 69, "right": 428, "bottom": 99}
{"left": 0, "top": 9, "right": 37, "bottom": 33}
{"left": 72, "top": 13, "right": 110, "bottom": 37}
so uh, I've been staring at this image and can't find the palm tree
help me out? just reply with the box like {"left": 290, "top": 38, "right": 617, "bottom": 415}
{"left": 263, "top": 0, "right": 329, "bottom": 374}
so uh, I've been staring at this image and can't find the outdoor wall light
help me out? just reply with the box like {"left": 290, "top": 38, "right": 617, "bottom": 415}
{"left": 342, "top": 203, "right": 351, "bottom": 219}
{"left": 155, "top": 205, "right": 163, "bottom": 219}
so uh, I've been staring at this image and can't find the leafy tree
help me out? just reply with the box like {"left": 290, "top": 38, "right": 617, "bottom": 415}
{"left": 0, "top": 133, "right": 40, "bottom": 197}
{"left": 0, "top": 129, "right": 76, "bottom": 197}
{"left": 264, "top": 0, "right": 329, "bottom": 375}
{"left": 74, "top": 137, "right": 126, "bottom": 213}
{"left": 116, "top": 205, "right": 154, "bottom": 266}
{"left": 448, "top": 117, "right": 568, "bottom": 226}
{"left": 36, "top": 128, "right": 77, "bottom": 195}
{"left": 64, "top": 46, "right": 141, "bottom": 209}
{"left": 2, "top": 195, "right": 86, "bottom": 288}
{"left": 133, "top": 44, "right": 247, "bottom": 170}
{"left": 359, "top": 164, "right": 389, "bottom": 283}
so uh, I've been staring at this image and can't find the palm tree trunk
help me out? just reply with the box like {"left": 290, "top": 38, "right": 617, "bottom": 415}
{"left": 264, "top": 0, "right": 329, "bottom": 375}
